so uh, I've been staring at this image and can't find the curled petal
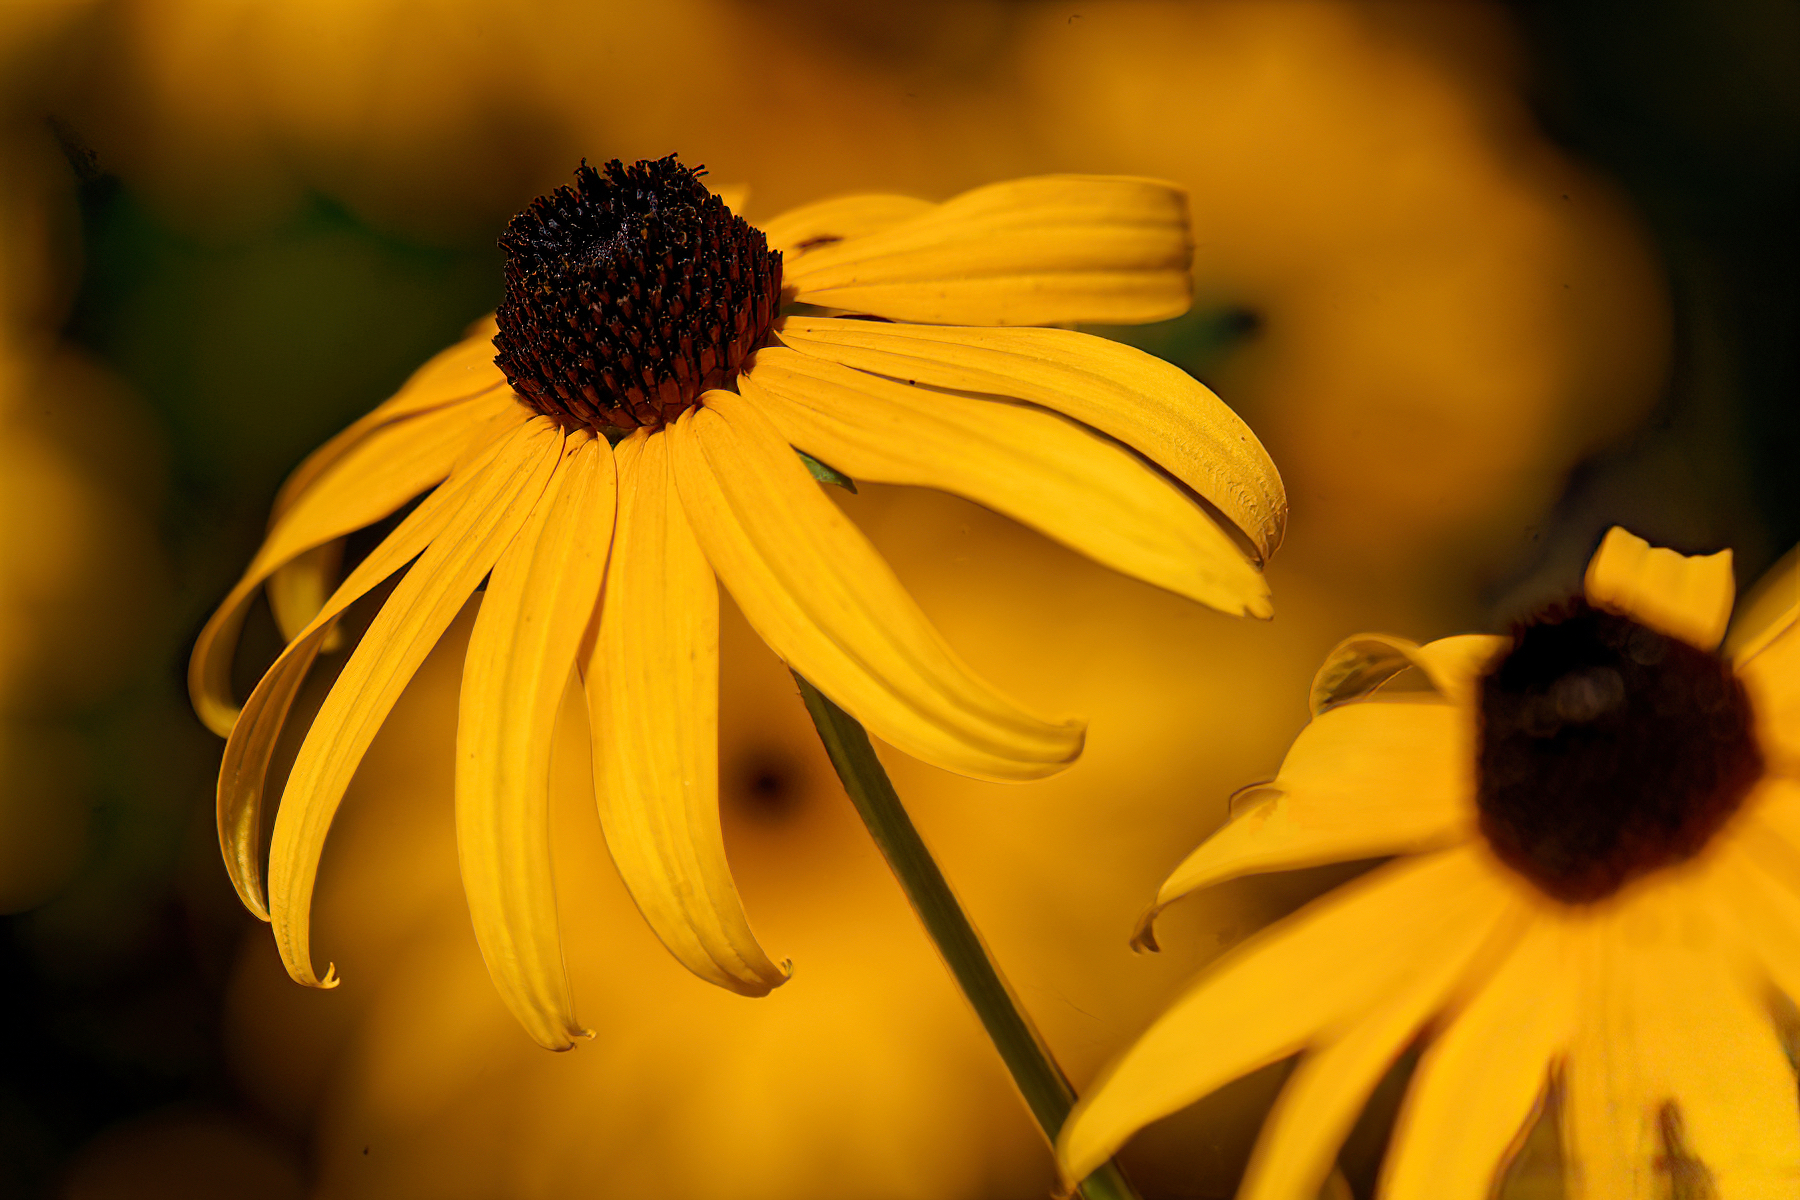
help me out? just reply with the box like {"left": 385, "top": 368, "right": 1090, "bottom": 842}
{"left": 740, "top": 349, "right": 1267, "bottom": 616}
{"left": 782, "top": 175, "right": 1192, "bottom": 326}
{"left": 776, "top": 317, "right": 1283, "bottom": 561}
{"left": 215, "top": 424, "right": 529, "bottom": 919}
{"left": 1135, "top": 699, "right": 1473, "bottom": 950}
{"left": 1584, "top": 526, "right": 1734, "bottom": 651}
{"left": 586, "top": 430, "right": 789, "bottom": 996}
{"left": 189, "top": 391, "right": 522, "bottom": 736}
{"left": 270, "top": 327, "right": 507, "bottom": 521}
{"left": 1309, "top": 632, "right": 1505, "bottom": 714}
{"left": 669, "top": 390, "right": 1083, "bottom": 781}
{"left": 457, "top": 433, "right": 614, "bottom": 1049}
{"left": 267, "top": 419, "right": 563, "bottom": 988}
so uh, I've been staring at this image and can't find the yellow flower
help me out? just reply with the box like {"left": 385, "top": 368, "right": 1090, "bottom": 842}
{"left": 191, "top": 157, "right": 1285, "bottom": 1051}
{"left": 1060, "top": 528, "right": 1800, "bottom": 1198}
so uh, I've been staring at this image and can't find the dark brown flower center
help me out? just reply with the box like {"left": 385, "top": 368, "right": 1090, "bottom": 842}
{"left": 1476, "top": 599, "right": 1761, "bottom": 903}
{"left": 493, "top": 156, "right": 782, "bottom": 433}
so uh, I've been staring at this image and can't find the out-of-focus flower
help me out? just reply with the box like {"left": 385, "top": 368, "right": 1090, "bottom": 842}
{"left": 1063, "top": 529, "right": 1800, "bottom": 1197}
{"left": 194, "top": 158, "right": 1284, "bottom": 1049}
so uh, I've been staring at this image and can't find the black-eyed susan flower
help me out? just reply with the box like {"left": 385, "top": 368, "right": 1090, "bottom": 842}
{"left": 191, "top": 156, "right": 1285, "bottom": 1051}
{"left": 1060, "top": 527, "right": 1800, "bottom": 1198}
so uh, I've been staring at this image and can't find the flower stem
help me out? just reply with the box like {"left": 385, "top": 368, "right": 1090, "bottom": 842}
{"left": 794, "top": 673, "right": 1141, "bottom": 1200}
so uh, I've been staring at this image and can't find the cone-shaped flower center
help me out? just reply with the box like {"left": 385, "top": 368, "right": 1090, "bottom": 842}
{"left": 1476, "top": 600, "right": 1761, "bottom": 903}
{"left": 493, "top": 156, "right": 783, "bottom": 432}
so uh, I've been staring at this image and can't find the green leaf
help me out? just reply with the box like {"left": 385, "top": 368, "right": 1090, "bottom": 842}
{"left": 795, "top": 448, "right": 857, "bottom": 493}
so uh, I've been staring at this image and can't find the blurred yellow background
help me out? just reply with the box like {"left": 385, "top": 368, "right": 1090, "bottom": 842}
{"left": 2, "top": 1, "right": 1792, "bottom": 1198}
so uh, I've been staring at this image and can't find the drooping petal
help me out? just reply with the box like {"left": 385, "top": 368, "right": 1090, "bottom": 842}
{"left": 266, "top": 541, "right": 344, "bottom": 643}
{"left": 669, "top": 390, "right": 1083, "bottom": 781}
{"left": 586, "top": 430, "right": 789, "bottom": 996}
{"left": 781, "top": 176, "right": 1192, "bottom": 327}
{"left": 1238, "top": 894, "right": 1525, "bottom": 1200}
{"left": 267, "top": 418, "right": 564, "bottom": 988}
{"left": 190, "top": 391, "right": 524, "bottom": 736}
{"left": 456, "top": 433, "right": 614, "bottom": 1049}
{"left": 1057, "top": 847, "right": 1509, "bottom": 1182}
{"left": 1135, "top": 699, "right": 1473, "bottom": 949}
{"left": 739, "top": 349, "right": 1268, "bottom": 616}
{"left": 1613, "top": 880, "right": 1800, "bottom": 1195}
{"left": 758, "top": 193, "right": 933, "bottom": 258}
{"left": 1383, "top": 913, "right": 1580, "bottom": 1200}
{"left": 1308, "top": 632, "right": 1505, "bottom": 714}
{"left": 775, "top": 317, "right": 1284, "bottom": 561}
{"left": 269, "top": 325, "right": 507, "bottom": 521}
{"left": 216, "top": 424, "right": 530, "bottom": 919}
{"left": 1584, "top": 526, "right": 1735, "bottom": 651}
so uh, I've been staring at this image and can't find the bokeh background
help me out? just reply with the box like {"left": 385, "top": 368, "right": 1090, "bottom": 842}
{"left": 0, "top": 1, "right": 1795, "bottom": 1197}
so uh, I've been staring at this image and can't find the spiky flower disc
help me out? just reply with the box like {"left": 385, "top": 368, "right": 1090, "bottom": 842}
{"left": 493, "top": 156, "right": 782, "bottom": 431}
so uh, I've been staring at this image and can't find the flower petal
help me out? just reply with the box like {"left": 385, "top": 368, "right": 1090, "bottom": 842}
{"left": 758, "top": 193, "right": 933, "bottom": 258}
{"left": 1238, "top": 893, "right": 1524, "bottom": 1200}
{"left": 189, "top": 391, "right": 522, "bottom": 736}
{"left": 1057, "top": 847, "right": 1508, "bottom": 1182}
{"left": 586, "top": 429, "right": 789, "bottom": 997}
{"left": 1739, "top": 623, "right": 1800, "bottom": 774}
{"left": 1134, "top": 699, "right": 1473, "bottom": 950}
{"left": 669, "top": 390, "right": 1083, "bottom": 781}
{"left": 216, "top": 426, "right": 526, "bottom": 919}
{"left": 1382, "top": 914, "right": 1579, "bottom": 1200}
{"left": 1308, "top": 633, "right": 1505, "bottom": 714}
{"left": 782, "top": 176, "right": 1192, "bottom": 327}
{"left": 456, "top": 433, "right": 614, "bottom": 1049}
{"left": 267, "top": 418, "right": 564, "bottom": 988}
{"left": 266, "top": 541, "right": 343, "bottom": 643}
{"left": 1566, "top": 911, "right": 1658, "bottom": 1200}
{"left": 775, "top": 317, "right": 1284, "bottom": 561}
{"left": 1614, "top": 880, "right": 1800, "bottom": 1194}
{"left": 1584, "top": 526, "right": 1735, "bottom": 651}
{"left": 1727, "top": 542, "right": 1799, "bottom": 664}
{"left": 269, "top": 325, "right": 507, "bottom": 521}
{"left": 739, "top": 348, "right": 1268, "bottom": 616}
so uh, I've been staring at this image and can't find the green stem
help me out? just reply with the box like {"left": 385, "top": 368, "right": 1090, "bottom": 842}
{"left": 794, "top": 673, "right": 1141, "bottom": 1200}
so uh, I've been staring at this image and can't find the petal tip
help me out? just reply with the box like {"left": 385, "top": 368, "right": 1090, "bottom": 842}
{"left": 1130, "top": 906, "right": 1163, "bottom": 954}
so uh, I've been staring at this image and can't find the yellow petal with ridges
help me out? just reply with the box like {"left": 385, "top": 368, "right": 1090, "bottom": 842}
{"left": 739, "top": 349, "right": 1268, "bottom": 616}
{"left": 216, "top": 426, "right": 523, "bottom": 919}
{"left": 777, "top": 317, "right": 1284, "bottom": 560}
{"left": 1383, "top": 914, "right": 1578, "bottom": 1200}
{"left": 1239, "top": 896, "right": 1524, "bottom": 1200}
{"left": 268, "top": 419, "right": 564, "bottom": 988}
{"left": 1584, "top": 526, "right": 1735, "bottom": 651}
{"left": 586, "top": 430, "right": 789, "bottom": 996}
{"left": 270, "top": 328, "right": 508, "bottom": 521}
{"left": 782, "top": 176, "right": 1192, "bottom": 327}
{"left": 759, "top": 193, "right": 933, "bottom": 258}
{"left": 457, "top": 433, "right": 614, "bottom": 1049}
{"left": 1135, "top": 699, "right": 1472, "bottom": 950}
{"left": 670, "top": 391, "right": 1083, "bottom": 781}
{"left": 1058, "top": 847, "right": 1507, "bottom": 1182}
{"left": 190, "top": 391, "right": 518, "bottom": 736}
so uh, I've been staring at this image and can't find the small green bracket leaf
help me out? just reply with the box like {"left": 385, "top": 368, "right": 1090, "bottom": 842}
{"left": 795, "top": 448, "right": 857, "bottom": 493}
